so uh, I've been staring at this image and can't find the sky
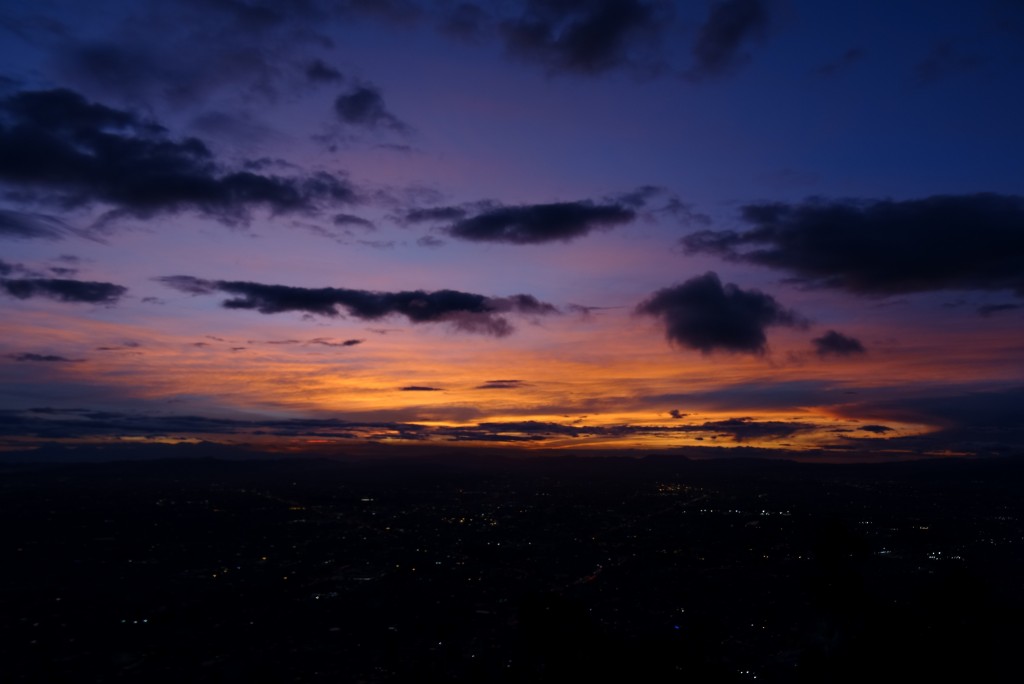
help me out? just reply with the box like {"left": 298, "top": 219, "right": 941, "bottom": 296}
{"left": 1, "top": 0, "right": 1023, "bottom": 460}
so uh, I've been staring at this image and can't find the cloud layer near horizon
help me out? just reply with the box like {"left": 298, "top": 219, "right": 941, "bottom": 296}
{"left": 1, "top": 0, "right": 1021, "bottom": 459}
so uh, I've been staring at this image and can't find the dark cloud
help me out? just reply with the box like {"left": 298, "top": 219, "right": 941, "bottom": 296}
{"left": 500, "top": 0, "right": 668, "bottom": 74}
{"left": 180, "top": 0, "right": 291, "bottom": 31}
{"left": 334, "top": 85, "right": 409, "bottom": 132}
{"left": 45, "top": 1, "right": 428, "bottom": 106}
{"left": 114, "top": 1, "right": 771, "bottom": 87}
{"left": 815, "top": 47, "right": 865, "bottom": 78}
{"left": 0, "top": 259, "right": 41, "bottom": 278}
{"left": 1, "top": 277, "right": 127, "bottom": 304}
{"left": 157, "top": 275, "right": 221, "bottom": 295}
{"left": 978, "top": 303, "right": 1021, "bottom": 317}
{"left": 812, "top": 330, "right": 866, "bottom": 357}
{"left": 401, "top": 385, "right": 442, "bottom": 391}
{"left": 858, "top": 425, "right": 893, "bottom": 434}
{"left": 305, "top": 59, "right": 344, "bottom": 83}
{"left": 404, "top": 206, "right": 469, "bottom": 223}
{"left": 850, "top": 387, "right": 1024, "bottom": 431}
{"left": 253, "top": 336, "right": 363, "bottom": 347}
{"left": 830, "top": 386, "right": 1024, "bottom": 457}
{"left": 636, "top": 272, "right": 804, "bottom": 355}
{"left": 0, "top": 405, "right": 827, "bottom": 448}
{"left": 55, "top": 42, "right": 184, "bottom": 102}
{"left": 332, "top": 213, "right": 375, "bottom": 229}
{"left": 668, "top": 409, "right": 686, "bottom": 419}
{"left": 686, "top": 417, "right": 814, "bottom": 442}
{"left": 454, "top": 420, "right": 582, "bottom": 438}
{"left": 690, "top": 0, "right": 767, "bottom": 77}
{"left": 0, "top": 408, "right": 421, "bottom": 443}
{"left": 0, "top": 408, "right": 424, "bottom": 445}
{"left": 96, "top": 341, "right": 141, "bottom": 351}
{"left": 683, "top": 194, "right": 1024, "bottom": 297}
{"left": 444, "top": 200, "right": 636, "bottom": 244}
{"left": 0, "top": 209, "right": 81, "bottom": 240}
{"left": 494, "top": 293, "right": 559, "bottom": 314}
{"left": 433, "top": 416, "right": 816, "bottom": 443}
{"left": 310, "top": 337, "right": 363, "bottom": 347}
{"left": 157, "top": 276, "right": 558, "bottom": 336}
{"left": 475, "top": 379, "right": 525, "bottom": 390}
{"left": 7, "top": 353, "right": 82, "bottom": 363}
{"left": 0, "top": 88, "right": 356, "bottom": 223}
{"left": 54, "top": 34, "right": 293, "bottom": 114}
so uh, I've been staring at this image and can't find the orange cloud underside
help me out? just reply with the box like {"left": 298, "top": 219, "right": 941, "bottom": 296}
{"left": 4, "top": 307, "right": 990, "bottom": 454}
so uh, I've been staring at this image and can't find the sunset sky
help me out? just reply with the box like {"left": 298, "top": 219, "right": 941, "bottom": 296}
{"left": 2, "top": 0, "right": 1022, "bottom": 459}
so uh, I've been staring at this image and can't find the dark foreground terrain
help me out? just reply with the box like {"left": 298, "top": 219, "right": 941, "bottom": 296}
{"left": 2, "top": 452, "right": 1023, "bottom": 682}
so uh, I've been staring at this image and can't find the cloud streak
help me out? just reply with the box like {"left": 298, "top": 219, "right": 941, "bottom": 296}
{"left": 409, "top": 198, "right": 638, "bottom": 244}
{"left": 0, "top": 407, "right": 819, "bottom": 446}
{"left": 1, "top": 277, "right": 127, "bottom": 304}
{"left": 812, "top": 330, "right": 866, "bottom": 357}
{"left": 158, "top": 276, "right": 557, "bottom": 336}
{"left": 690, "top": 0, "right": 767, "bottom": 77}
{"left": 475, "top": 379, "right": 526, "bottom": 390}
{"left": 0, "top": 209, "right": 84, "bottom": 240}
{"left": 7, "top": 352, "right": 82, "bottom": 363}
{"left": 500, "top": 0, "right": 667, "bottom": 74}
{"left": 334, "top": 84, "right": 409, "bottom": 132}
